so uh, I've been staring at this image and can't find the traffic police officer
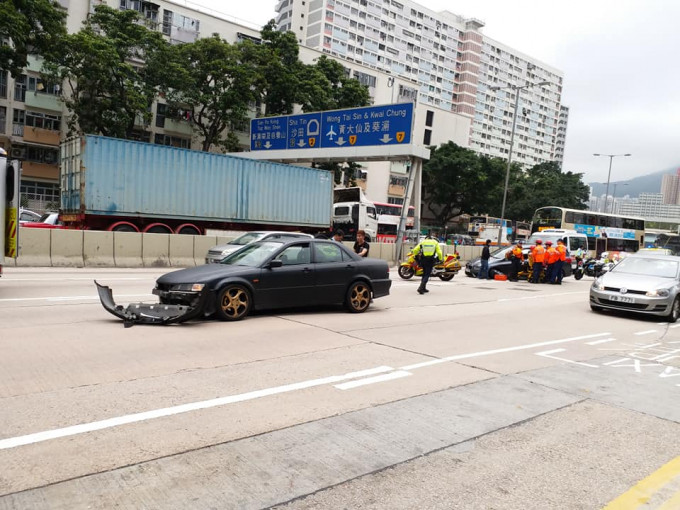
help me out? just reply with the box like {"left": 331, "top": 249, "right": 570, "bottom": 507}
{"left": 412, "top": 233, "right": 443, "bottom": 294}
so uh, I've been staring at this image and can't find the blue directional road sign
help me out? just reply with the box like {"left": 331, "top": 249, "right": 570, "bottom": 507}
{"left": 250, "top": 103, "right": 414, "bottom": 151}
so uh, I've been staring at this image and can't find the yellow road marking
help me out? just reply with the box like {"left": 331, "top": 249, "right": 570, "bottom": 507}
{"left": 603, "top": 456, "right": 680, "bottom": 509}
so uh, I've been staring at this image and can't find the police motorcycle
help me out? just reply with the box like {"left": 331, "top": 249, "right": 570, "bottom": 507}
{"left": 583, "top": 252, "right": 617, "bottom": 278}
{"left": 572, "top": 254, "right": 585, "bottom": 280}
{"left": 398, "top": 249, "right": 461, "bottom": 281}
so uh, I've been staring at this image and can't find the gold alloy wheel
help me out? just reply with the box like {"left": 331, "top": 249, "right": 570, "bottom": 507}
{"left": 347, "top": 282, "right": 371, "bottom": 313}
{"left": 218, "top": 285, "right": 251, "bottom": 320}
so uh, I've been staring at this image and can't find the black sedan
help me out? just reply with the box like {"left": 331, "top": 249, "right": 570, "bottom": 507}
{"left": 96, "top": 239, "right": 391, "bottom": 325}
{"left": 465, "top": 246, "right": 573, "bottom": 280}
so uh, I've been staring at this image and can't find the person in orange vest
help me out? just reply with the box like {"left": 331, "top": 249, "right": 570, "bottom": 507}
{"left": 544, "top": 240, "right": 559, "bottom": 284}
{"left": 508, "top": 241, "right": 524, "bottom": 281}
{"left": 530, "top": 239, "right": 546, "bottom": 283}
{"left": 553, "top": 238, "right": 568, "bottom": 284}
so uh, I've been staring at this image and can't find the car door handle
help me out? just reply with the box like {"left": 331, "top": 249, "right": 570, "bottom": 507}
{"left": 345, "top": 264, "right": 354, "bottom": 269}
{"left": 302, "top": 267, "right": 312, "bottom": 273}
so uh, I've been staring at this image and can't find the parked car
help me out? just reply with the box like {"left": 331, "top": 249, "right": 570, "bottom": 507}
{"left": 96, "top": 238, "right": 392, "bottom": 325}
{"left": 465, "top": 245, "right": 574, "bottom": 279}
{"left": 205, "top": 231, "right": 313, "bottom": 264}
{"left": 19, "top": 208, "right": 41, "bottom": 224}
{"left": 20, "top": 212, "right": 67, "bottom": 229}
{"left": 448, "top": 234, "right": 474, "bottom": 246}
{"left": 590, "top": 253, "right": 680, "bottom": 321}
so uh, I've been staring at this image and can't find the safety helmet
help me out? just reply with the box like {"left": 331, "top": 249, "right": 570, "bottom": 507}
{"left": 535, "top": 239, "right": 542, "bottom": 244}
{"left": 545, "top": 240, "right": 553, "bottom": 245}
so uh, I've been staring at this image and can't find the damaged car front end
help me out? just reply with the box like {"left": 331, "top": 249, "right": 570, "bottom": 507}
{"left": 95, "top": 280, "right": 208, "bottom": 327}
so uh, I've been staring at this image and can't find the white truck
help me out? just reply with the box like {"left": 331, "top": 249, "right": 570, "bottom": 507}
{"left": 0, "top": 150, "right": 20, "bottom": 277}
{"left": 332, "top": 187, "right": 378, "bottom": 241}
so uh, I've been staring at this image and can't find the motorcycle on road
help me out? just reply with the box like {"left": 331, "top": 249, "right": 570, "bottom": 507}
{"left": 398, "top": 251, "right": 462, "bottom": 281}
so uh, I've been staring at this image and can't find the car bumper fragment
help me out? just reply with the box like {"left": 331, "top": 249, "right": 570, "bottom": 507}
{"left": 95, "top": 281, "right": 207, "bottom": 327}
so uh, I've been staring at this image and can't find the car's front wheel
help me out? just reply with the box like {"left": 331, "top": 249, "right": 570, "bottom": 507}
{"left": 215, "top": 284, "right": 252, "bottom": 321}
{"left": 666, "top": 297, "right": 680, "bottom": 323}
{"left": 346, "top": 281, "right": 371, "bottom": 313}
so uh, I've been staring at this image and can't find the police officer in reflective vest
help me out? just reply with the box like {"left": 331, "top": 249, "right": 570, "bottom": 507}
{"left": 412, "top": 233, "right": 443, "bottom": 294}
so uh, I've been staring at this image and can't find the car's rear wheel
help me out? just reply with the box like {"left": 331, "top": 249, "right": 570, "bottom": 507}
{"left": 346, "top": 281, "right": 371, "bottom": 313}
{"left": 438, "top": 273, "right": 454, "bottom": 281}
{"left": 666, "top": 297, "right": 680, "bottom": 323}
{"left": 215, "top": 284, "right": 251, "bottom": 321}
{"left": 398, "top": 266, "right": 415, "bottom": 280}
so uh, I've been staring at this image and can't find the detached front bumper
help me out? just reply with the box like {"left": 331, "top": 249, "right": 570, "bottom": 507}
{"left": 95, "top": 281, "right": 208, "bottom": 327}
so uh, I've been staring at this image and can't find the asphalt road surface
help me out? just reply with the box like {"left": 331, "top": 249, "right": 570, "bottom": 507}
{"left": 1, "top": 267, "right": 679, "bottom": 509}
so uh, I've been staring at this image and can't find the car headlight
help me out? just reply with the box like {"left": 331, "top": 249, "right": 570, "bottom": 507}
{"left": 646, "top": 288, "right": 671, "bottom": 297}
{"left": 592, "top": 279, "right": 605, "bottom": 291}
{"left": 172, "top": 283, "right": 205, "bottom": 292}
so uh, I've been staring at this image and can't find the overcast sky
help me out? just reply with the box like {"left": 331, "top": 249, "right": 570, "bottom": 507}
{"left": 192, "top": 0, "right": 679, "bottom": 184}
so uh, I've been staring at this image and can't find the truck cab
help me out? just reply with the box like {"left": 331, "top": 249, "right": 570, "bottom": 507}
{"left": 332, "top": 187, "right": 378, "bottom": 241}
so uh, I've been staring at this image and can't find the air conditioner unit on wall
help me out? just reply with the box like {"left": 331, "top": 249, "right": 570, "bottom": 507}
{"left": 10, "top": 147, "right": 26, "bottom": 159}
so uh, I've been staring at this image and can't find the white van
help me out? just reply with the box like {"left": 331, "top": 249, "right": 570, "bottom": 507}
{"left": 527, "top": 229, "right": 589, "bottom": 257}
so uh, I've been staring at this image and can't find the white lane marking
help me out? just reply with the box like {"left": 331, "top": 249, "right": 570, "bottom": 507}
{"left": 535, "top": 349, "right": 600, "bottom": 368}
{"left": 0, "top": 294, "right": 152, "bottom": 303}
{"left": 497, "top": 291, "right": 583, "bottom": 302}
{"left": 400, "top": 332, "right": 611, "bottom": 371}
{"left": 634, "top": 330, "right": 658, "bottom": 336}
{"left": 0, "top": 366, "right": 394, "bottom": 450}
{"left": 586, "top": 337, "right": 617, "bottom": 345}
{"left": 335, "top": 371, "right": 412, "bottom": 390}
{"left": 670, "top": 324, "right": 680, "bottom": 329}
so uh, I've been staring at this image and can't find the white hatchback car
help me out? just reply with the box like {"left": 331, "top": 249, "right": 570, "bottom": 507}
{"left": 205, "top": 231, "right": 314, "bottom": 264}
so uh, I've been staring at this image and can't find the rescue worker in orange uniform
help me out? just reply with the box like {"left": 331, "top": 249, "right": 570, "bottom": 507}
{"left": 545, "top": 240, "right": 559, "bottom": 284}
{"left": 530, "top": 239, "right": 546, "bottom": 283}
{"left": 553, "top": 238, "right": 568, "bottom": 284}
{"left": 508, "top": 241, "right": 524, "bottom": 281}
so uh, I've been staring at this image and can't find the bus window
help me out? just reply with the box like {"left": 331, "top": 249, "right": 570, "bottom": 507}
{"left": 568, "top": 236, "right": 588, "bottom": 253}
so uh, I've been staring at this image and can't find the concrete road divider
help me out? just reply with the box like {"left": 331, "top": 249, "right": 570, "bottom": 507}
{"left": 113, "top": 231, "right": 143, "bottom": 268}
{"left": 193, "top": 236, "right": 230, "bottom": 266}
{"left": 83, "top": 231, "right": 114, "bottom": 267}
{"left": 51, "top": 229, "right": 84, "bottom": 267}
{"left": 169, "top": 235, "right": 196, "bottom": 268}
{"left": 142, "top": 232, "right": 170, "bottom": 267}
{"left": 16, "top": 228, "right": 52, "bottom": 267}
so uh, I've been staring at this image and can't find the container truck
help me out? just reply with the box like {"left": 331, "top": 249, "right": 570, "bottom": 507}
{"left": 0, "top": 150, "right": 20, "bottom": 277}
{"left": 59, "top": 135, "right": 335, "bottom": 235}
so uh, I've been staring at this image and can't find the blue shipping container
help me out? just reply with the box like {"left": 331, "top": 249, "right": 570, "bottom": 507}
{"left": 60, "top": 135, "right": 333, "bottom": 228}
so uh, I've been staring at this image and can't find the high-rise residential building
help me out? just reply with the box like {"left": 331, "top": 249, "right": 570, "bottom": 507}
{"left": 661, "top": 170, "right": 680, "bottom": 205}
{"left": 276, "top": 0, "right": 568, "bottom": 167}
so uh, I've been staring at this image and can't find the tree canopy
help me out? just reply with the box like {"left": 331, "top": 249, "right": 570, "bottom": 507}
{"left": 43, "top": 5, "right": 170, "bottom": 138}
{"left": 0, "top": 0, "right": 66, "bottom": 78}
{"left": 423, "top": 142, "right": 590, "bottom": 226}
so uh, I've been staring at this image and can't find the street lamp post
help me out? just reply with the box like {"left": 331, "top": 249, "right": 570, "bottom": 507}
{"left": 490, "top": 81, "right": 550, "bottom": 246}
{"left": 593, "top": 153, "right": 631, "bottom": 214}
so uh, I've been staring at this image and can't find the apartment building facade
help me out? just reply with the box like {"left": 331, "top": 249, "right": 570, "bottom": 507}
{"left": 661, "top": 170, "right": 680, "bottom": 205}
{"left": 276, "top": 0, "right": 568, "bottom": 167}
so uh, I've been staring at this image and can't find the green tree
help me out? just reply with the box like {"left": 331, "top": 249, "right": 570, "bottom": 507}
{"left": 298, "top": 55, "right": 371, "bottom": 112}
{"left": 42, "top": 5, "right": 170, "bottom": 138}
{"left": 422, "top": 142, "right": 505, "bottom": 226}
{"left": 0, "top": 0, "right": 66, "bottom": 78}
{"left": 166, "top": 35, "right": 259, "bottom": 151}
{"left": 252, "top": 20, "right": 303, "bottom": 116}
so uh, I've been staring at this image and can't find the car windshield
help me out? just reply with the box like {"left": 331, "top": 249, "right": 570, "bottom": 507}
{"left": 230, "top": 232, "right": 264, "bottom": 246}
{"left": 220, "top": 241, "right": 282, "bottom": 266}
{"left": 490, "top": 247, "right": 509, "bottom": 258}
{"left": 611, "top": 257, "right": 679, "bottom": 278}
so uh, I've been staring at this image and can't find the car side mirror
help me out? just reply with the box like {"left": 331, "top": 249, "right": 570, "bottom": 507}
{"left": 268, "top": 259, "right": 283, "bottom": 269}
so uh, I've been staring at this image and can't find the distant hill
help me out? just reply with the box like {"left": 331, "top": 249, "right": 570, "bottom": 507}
{"left": 588, "top": 167, "right": 679, "bottom": 198}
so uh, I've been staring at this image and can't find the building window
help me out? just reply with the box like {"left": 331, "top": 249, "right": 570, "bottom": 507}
{"left": 27, "top": 76, "right": 60, "bottom": 95}
{"left": 156, "top": 103, "right": 167, "bottom": 127}
{"left": 154, "top": 133, "right": 189, "bottom": 148}
{"left": 387, "top": 197, "right": 404, "bottom": 205}
{"left": 423, "top": 128, "right": 432, "bottom": 145}
{"left": 0, "top": 106, "right": 5, "bottom": 134}
{"left": 425, "top": 110, "right": 434, "bottom": 127}
{"left": 353, "top": 70, "right": 377, "bottom": 88}
{"left": 14, "top": 74, "right": 26, "bottom": 102}
{"left": 0, "top": 71, "right": 7, "bottom": 98}
{"left": 25, "top": 111, "right": 61, "bottom": 131}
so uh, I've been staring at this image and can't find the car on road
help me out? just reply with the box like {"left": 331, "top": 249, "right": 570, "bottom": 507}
{"left": 590, "top": 253, "right": 680, "bottom": 321}
{"left": 20, "top": 212, "right": 67, "bottom": 229}
{"left": 465, "top": 245, "right": 574, "bottom": 280}
{"left": 97, "top": 238, "right": 391, "bottom": 324}
{"left": 19, "top": 208, "right": 41, "bottom": 224}
{"left": 205, "top": 231, "right": 314, "bottom": 264}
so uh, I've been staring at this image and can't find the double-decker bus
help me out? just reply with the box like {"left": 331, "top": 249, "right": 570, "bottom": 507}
{"left": 467, "top": 216, "right": 529, "bottom": 245}
{"left": 531, "top": 206, "right": 645, "bottom": 255}
{"left": 374, "top": 202, "right": 415, "bottom": 241}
